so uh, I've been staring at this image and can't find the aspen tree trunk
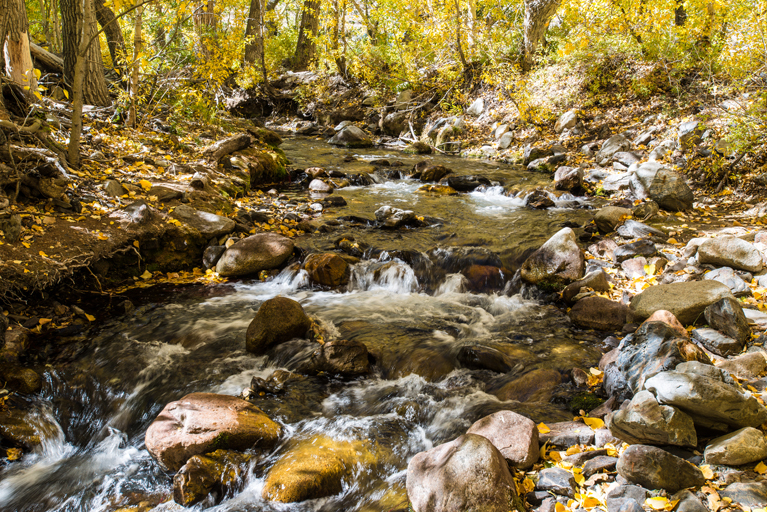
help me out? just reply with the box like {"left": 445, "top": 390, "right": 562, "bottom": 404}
{"left": 292, "top": 0, "right": 319, "bottom": 71}
{"left": 68, "top": 0, "right": 91, "bottom": 168}
{"left": 521, "top": 0, "right": 560, "bottom": 72}
{"left": 244, "top": 0, "right": 263, "bottom": 65}
{"left": 127, "top": 2, "right": 142, "bottom": 127}
{"left": 453, "top": 0, "right": 468, "bottom": 69}
{"left": 2, "top": 0, "right": 38, "bottom": 98}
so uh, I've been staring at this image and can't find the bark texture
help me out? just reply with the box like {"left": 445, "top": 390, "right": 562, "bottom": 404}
{"left": 292, "top": 0, "right": 320, "bottom": 71}
{"left": 61, "top": 0, "right": 111, "bottom": 106}
{"left": 244, "top": 0, "right": 264, "bottom": 65}
{"left": 522, "top": 0, "right": 560, "bottom": 71}
{"left": 93, "top": 0, "right": 126, "bottom": 71}
{"left": 1, "top": 0, "right": 38, "bottom": 95}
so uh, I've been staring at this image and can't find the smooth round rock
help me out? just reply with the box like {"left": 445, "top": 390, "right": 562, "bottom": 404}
{"left": 466, "top": 410, "right": 539, "bottom": 469}
{"left": 216, "top": 233, "right": 294, "bottom": 277}
{"left": 616, "top": 444, "right": 705, "bottom": 493}
{"left": 245, "top": 297, "right": 312, "bottom": 354}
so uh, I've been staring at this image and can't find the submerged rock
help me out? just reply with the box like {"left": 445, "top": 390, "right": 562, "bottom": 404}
{"left": 246, "top": 297, "right": 312, "bottom": 354}
{"left": 303, "top": 253, "right": 350, "bottom": 287}
{"left": 493, "top": 368, "right": 562, "bottom": 403}
{"left": 374, "top": 205, "right": 416, "bottom": 228}
{"left": 215, "top": 233, "right": 294, "bottom": 277}
{"left": 173, "top": 450, "right": 253, "bottom": 506}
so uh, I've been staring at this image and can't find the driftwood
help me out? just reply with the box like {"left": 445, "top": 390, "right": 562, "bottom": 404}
{"left": 202, "top": 133, "right": 253, "bottom": 163}
{"left": 30, "top": 43, "right": 65, "bottom": 75}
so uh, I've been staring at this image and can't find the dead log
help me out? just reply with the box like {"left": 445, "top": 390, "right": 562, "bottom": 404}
{"left": 203, "top": 133, "right": 253, "bottom": 163}
{"left": 30, "top": 43, "right": 64, "bottom": 75}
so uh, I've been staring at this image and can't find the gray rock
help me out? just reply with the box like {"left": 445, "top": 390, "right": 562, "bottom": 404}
{"left": 675, "top": 361, "right": 734, "bottom": 384}
{"left": 536, "top": 468, "right": 576, "bottom": 498}
{"left": 672, "top": 490, "right": 708, "bottom": 512}
{"left": 216, "top": 233, "right": 294, "bottom": 277}
{"left": 698, "top": 236, "right": 764, "bottom": 272}
{"left": 555, "top": 110, "right": 578, "bottom": 133}
{"left": 563, "top": 270, "right": 611, "bottom": 303}
{"left": 528, "top": 154, "right": 566, "bottom": 172}
{"left": 498, "top": 132, "right": 514, "bottom": 150}
{"left": 616, "top": 219, "right": 665, "bottom": 239}
{"left": 614, "top": 239, "right": 657, "bottom": 263}
{"left": 569, "top": 297, "right": 628, "bottom": 331}
{"left": 678, "top": 120, "right": 704, "bottom": 149}
{"left": 628, "top": 280, "right": 734, "bottom": 324}
{"left": 466, "top": 411, "right": 539, "bottom": 469}
{"left": 704, "top": 267, "right": 750, "bottom": 297}
{"left": 632, "top": 200, "right": 660, "bottom": 221}
{"left": 704, "top": 427, "right": 767, "bottom": 466}
{"left": 589, "top": 239, "right": 619, "bottom": 260}
{"left": 172, "top": 205, "right": 236, "bottom": 238}
{"left": 634, "top": 128, "right": 657, "bottom": 147}
{"left": 458, "top": 345, "right": 515, "bottom": 373}
{"left": 443, "top": 175, "right": 491, "bottom": 192}
{"left": 645, "top": 370, "right": 767, "bottom": 430}
{"left": 203, "top": 245, "right": 226, "bottom": 269}
{"left": 629, "top": 161, "right": 664, "bottom": 198}
{"left": 617, "top": 444, "right": 705, "bottom": 493}
{"left": 720, "top": 482, "right": 767, "bottom": 507}
{"left": 406, "top": 434, "right": 517, "bottom": 512}
{"left": 602, "top": 172, "right": 631, "bottom": 192}
{"left": 308, "top": 179, "right": 334, "bottom": 193}
{"left": 705, "top": 296, "right": 751, "bottom": 345}
{"left": 394, "top": 90, "right": 413, "bottom": 110}
{"left": 563, "top": 448, "right": 609, "bottom": 466}
{"left": 594, "top": 206, "right": 631, "bottom": 234}
{"left": 647, "top": 168, "right": 694, "bottom": 212}
{"left": 150, "top": 184, "right": 183, "bottom": 202}
{"left": 717, "top": 351, "right": 767, "bottom": 380}
{"left": 328, "top": 126, "right": 373, "bottom": 148}
{"left": 494, "top": 124, "right": 510, "bottom": 139}
{"left": 606, "top": 485, "right": 648, "bottom": 512}
{"left": 466, "top": 98, "right": 484, "bottom": 117}
{"left": 691, "top": 328, "right": 743, "bottom": 357}
{"left": 554, "top": 166, "right": 583, "bottom": 191}
{"left": 520, "top": 228, "right": 585, "bottom": 289}
{"left": 523, "top": 145, "right": 553, "bottom": 165}
{"left": 597, "top": 135, "right": 631, "bottom": 166}
{"left": 648, "top": 140, "right": 677, "bottom": 161}
{"left": 622, "top": 257, "right": 647, "bottom": 279}
{"left": 103, "top": 179, "right": 127, "bottom": 197}
{"left": 374, "top": 205, "right": 416, "bottom": 228}
{"left": 607, "top": 390, "right": 697, "bottom": 447}
{"left": 381, "top": 112, "right": 407, "bottom": 136}
{"left": 539, "top": 421, "right": 596, "bottom": 447}
{"left": 582, "top": 456, "right": 618, "bottom": 478}
{"left": 616, "top": 500, "right": 644, "bottom": 512}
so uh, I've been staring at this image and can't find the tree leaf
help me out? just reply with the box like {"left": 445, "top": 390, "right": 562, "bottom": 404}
{"left": 537, "top": 422, "right": 551, "bottom": 434}
{"left": 139, "top": 180, "right": 152, "bottom": 191}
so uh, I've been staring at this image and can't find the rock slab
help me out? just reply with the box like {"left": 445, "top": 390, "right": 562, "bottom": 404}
{"left": 616, "top": 444, "right": 705, "bottom": 493}
{"left": 466, "top": 410, "right": 539, "bottom": 469}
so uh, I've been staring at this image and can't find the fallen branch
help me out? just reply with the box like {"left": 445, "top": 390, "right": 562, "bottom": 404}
{"left": 30, "top": 43, "right": 65, "bottom": 75}
{"left": 202, "top": 133, "right": 253, "bottom": 163}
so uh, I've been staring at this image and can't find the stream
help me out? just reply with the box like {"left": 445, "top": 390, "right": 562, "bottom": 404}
{"left": 1, "top": 137, "right": 611, "bottom": 512}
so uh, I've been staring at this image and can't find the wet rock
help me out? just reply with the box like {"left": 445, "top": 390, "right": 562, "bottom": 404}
{"left": 614, "top": 239, "right": 657, "bottom": 263}
{"left": 605, "top": 485, "right": 648, "bottom": 512}
{"left": 404, "top": 141, "right": 432, "bottom": 154}
{"left": 328, "top": 126, "right": 373, "bottom": 148}
{"left": 720, "top": 482, "right": 767, "bottom": 508}
{"left": 263, "top": 435, "right": 375, "bottom": 503}
{"left": 417, "top": 184, "right": 458, "bottom": 195}
{"left": 607, "top": 390, "right": 697, "bottom": 447}
{"left": 462, "top": 265, "right": 506, "bottom": 292}
{"left": 466, "top": 411, "right": 539, "bottom": 469}
{"left": 308, "top": 179, "right": 333, "bottom": 193}
{"left": 616, "top": 219, "right": 665, "bottom": 239}
{"left": 704, "top": 427, "right": 767, "bottom": 466}
{"left": 642, "top": 310, "right": 688, "bottom": 338}
{"left": 539, "top": 421, "right": 596, "bottom": 447}
{"left": 616, "top": 445, "right": 705, "bottom": 493}
{"left": 528, "top": 154, "right": 566, "bottom": 173}
{"left": 420, "top": 165, "right": 451, "bottom": 182}
{"left": 406, "top": 434, "right": 516, "bottom": 512}
{"left": 628, "top": 280, "right": 733, "bottom": 324}
{"left": 430, "top": 246, "right": 502, "bottom": 273}
{"left": 582, "top": 455, "right": 618, "bottom": 478}
{"left": 562, "top": 270, "right": 611, "bottom": 303}
{"left": 390, "top": 347, "right": 454, "bottom": 381}
{"left": 536, "top": 467, "right": 576, "bottom": 498}
{"left": 717, "top": 351, "right": 767, "bottom": 380}
{"left": 703, "top": 267, "right": 750, "bottom": 297}
{"left": 203, "top": 245, "right": 226, "bottom": 269}
{"left": 173, "top": 450, "right": 252, "bottom": 507}
{"left": 443, "top": 175, "right": 491, "bottom": 192}
{"left": 691, "top": 328, "right": 742, "bottom": 357}
{"left": 520, "top": 228, "right": 584, "bottom": 290}
{"left": 374, "top": 205, "right": 416, "bottom": 228}
{"left": 457, "top": 345, "right": 515, "bottom": 373}
{"left": 523, "top": 144, "right": 554, "bottom": 165}
{"left": 594, "top": 206, "right": 631, "bottom": 234}
{"left": 525, "top": 189, "right": 555, "bottom": 209}
{"left": 303, "top": 253, "right": 350, "bottom": 287}
{"left": 597, "top": 135, "right": 631, "bottom": 166}
{"left": 645, "top": 370, "right": 767, "bottom": 430}
{"left": 569, "top": 297, "right": 628, "bottom": 331}
{"left": 172, "top": 205, "right": 235, "bottom": 238}
{"left": 494, "top": 368, "right": 562, "bottom": 403}
{"left": 554, "top": 166, "right": 583, "bottom": 191}
{"left": 216, "top": 233, "right": 294, "bottom": 277}
{"left": 697, "top": 236, "right": 764, "bottom": 272}
{"left": 0, "top": 366, "right": 42, "bottom": 394}
{"left": 647, "top": 168, "right": 694, "bottom": 211}
{"left": 0, "top": 400, "right": 59, "bottom": 449}
{"left": 555, "top": 109, "right": 578, "bottom": 133}
{"left": 145, "top": 392, "right": 281, "bottom": 471}
{"left": 246, "top": 297, "right": 312, "bottom": 354}
{"left": 310, "top": 339, "right": 370, "bottom": 376}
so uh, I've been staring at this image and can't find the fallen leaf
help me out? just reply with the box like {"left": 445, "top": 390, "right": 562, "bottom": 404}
{"left": 555, "top": 503, "right": 567, "bottom": 512}
{"left": 756, "top": 461, "right": 767, "bottom": 474}
{"left": 141, "top": 270, "right": 153, "bottom": 280}
{"left": 85, "top": 314, "right": 95, "bottom": 322}
{"left": 7, "top": 448, "right": 21, "bottom": 461}
{"left": 133, "top": 240, "right": 140, "bottom": 249}
{"left": 700, "top": 464, "right": 715, "bottom": 480}
{"left": 39, "top": 251, "right": 47, "bottom": 257}
{"left": 537, "top": 422, "right": 551, "bottom": 434}
{"left": 22, "top": 242, "right": 30, "bottom": 249}
{"left": 139, "top": 180, "right": 152, "bottom": 191}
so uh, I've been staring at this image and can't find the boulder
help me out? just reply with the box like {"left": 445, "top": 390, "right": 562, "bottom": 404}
{"left": 594, "top": 206, "right": 631, "bottom": 234}
{"left": 691, "top": 328, "right": 742, "bottom": 357}
{"left": 672, "top": 490, "right": 708, "bottom": 512}
{"left": 717, "top": 351, "right": 767, "bottom": 380}
{"left": 523, "top": 145, "right": 553, "bottom": 166}
{"left": 705, "top": 296, "right": 751, "bottom": 345}
{"left": 216, "top": 233, "right": 294, "bottom": 277}
{"left": 145, "top": 393, "right": 281, "bottom": 471}
{"left": 406, "top": 434, "right": 517, "bottom": 512}
{"left": 582, "top": 456, "right": 618, "bottom": 478}
{"left": 535, "top": 467, "right": 576, "bottom": 498}
{"left": 0, "top": 400, "right": 60, "bottom": 449}
{"left": 172, "top": 205, "right": 235, "bottom": 238}
{"left": 310, "top": 339, "right": 370, "bottom": 376}
{"left": 374, "top": 205, "right": 416, "bottom": 228}
{"left": 443, "top": 175, "right": 491, "bottom": 192}
{"left": 498, "top": 132, "right": 514, "bottom": 149}
{"left": 720, "top": 482, "right": 767, "bottom": 508}
{"left": 457, "top": 345, "right": 515, "bottom": 373}
{"left": 616, "top": 219, "right": 665, "bottom": 239}
{"left": 539, "top": 421, "right": 596, "bottom": 447}
{"left": 246, "top": 297, "right": 312, "bottom": 354}
{"left": 173, "top": 450, "right": 252, "bottom": 507}
{"left": 555, "top": 110, "right": 578, "bottom": 133}
{"left": 613, "top": 239, "right": 657, "bottom": 263}
{"left": 622, "top": 257, "right": 647, "bottom": 279}
{"left": 466, "top": 411, "right": 539, "bottom": 469}
{"left": 697, "top": 236, "right": 764, "bottom": 272}
{"left": 597, "top": 135, "right": 631, "bottom": 166}
{"left": 303, "top": 253, "right": 350, "bottom": 287}
{"left": 647, "top": 168, "right": 694, "bottom": 211}
{"left": 524, "top": 189, "right": 555, "bottom": 209}
{"left": 328, "top": 126, "right": 373, "bottom": 148}
{"left": 628, "top": 280, "right": 733, "bottom": 324}
{"left": 616, "top": 445, "right": 705, "bottom": 493}
{"left": 569, "top": 297, "right": 628, "bottom": 331}
{"left": 493, "top": 368, "right": 562, "bottom": 403}
{"left": 420, "top": 165, "right": 451, "bottom": 182}
{"left": 520, "top": 228, "right": 584, "bottom": 289}
{"left": 606, "top": 485, "right": 648, "bottom": 512}
{"left": 263, "top": 435, "right": 375, "bottom": 503}
{"left": 203, "top": 245, "right": 226, "bottom": 269}
{"left": 308, "top": 179, "right": 333, "bottom": 193}
{"left": 704, "top": 427, "right": 767, "bottom": 466}
{"left": 527, "top": 154, "right": 566, "bottom": 173}
{"left": 381, "top": 112, "right": 407, "bottom": 136}
{"left": 645, "top": 370, "right": 767, "bottom": 430}
{"left": 607, "top": 390, "right": 697, "bottom": 447}
{"left": 703, "top": 266, "right": 751, "bottom": 297}
{"left": 462, "top": 265, "right": 506, "bottom": 292}
{"left": 554, "top": 166, "right": 584, "bottom": 191}
{"left": 642, "top": 310, "right": 688, "bottom": 338}
{"left": 466, "top": 98, "right": 484, "bottom": 116}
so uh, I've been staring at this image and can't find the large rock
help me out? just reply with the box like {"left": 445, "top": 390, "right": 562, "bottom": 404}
{"left": 520, "top": 228, "right": 584, "bottom": 289}
{"left": 569, "top": 297, "right": 628, "bottom": 331}
{"left": 554, "top": 166, "right": 583, "bottom": 191}
{"left": 562, "top": 270, "right": 611, "bottom": 303}
{"left": 493, "top": 368, "right": 562, "bottom": 403}
{"left": 145, "top": 393, "right": 281, "bottom": 471}
{"left": 717, "top": 351, "right": 767, "bottom": 380}
{"left": 263, "top": 436, "right": 375, "bottom": 503}
{"left": 647, "top": 168, "right": 694, "bottom": 212}
{"left": 617, "top": 445, "right": 705, "bottom": 493}
{"left": 697, "top": 236, "right": 764, "bottom": 272}
{"left": 704, "top": 296, "right": 750, "bottom": 345}
{"left": 303, "top": 253, "right": 350, "bottom": 287}
{"left": 444, "top": 175, "right": 491, "bottom": 192}
{"left": 704, "top": 427, "right": 767, "bottom": 466}
{"left": 328, "top": 126, "right": 373, "bottom": 148}
{"left": 420, "top": 165, "right": 451, "bottom": 182}
{"left": 172, "top": 205, "right": 235, "bottom": 238}
{"left": 703, "top": 266, "right": 751, "bottom": 296}
{"left": 173, "top": 450, "right": 252, "bottom": 506}
{"left": 406, "top": 434, "right": 517, "bottom": 512}
{"left": 628, "top": 280, "right": 733, "bottom": 324}
{"left": 374, "top": 205, "right": 416, "bottom": 228}
{"left": 309, "top": 339, "right": 370, "bottom": 376}
{"left": 594, "top": 206, "right": 631, "bottom": 234}
{"left": 539, "top": 421, "right": 596, "bottom": 447}
{"left": 535, "top": 467, "right": 576, "bottom": 497}
{"left": 597, "top": 135, "right": 631, "bottom": 165}
{"left": 691, "top": 328, "right": 742, "bottom": 357}
{"left": 629, "top": 161, "right": 664, "bottom": 198}
{"left": 720, "top": 483, "right": 767, "bottom": 508}
{"left": 607, "top": 390, "right": 697, "bottom": 447}
{"left": 466, "top": 411, "right": 539, "bottom": 469}
{"left": 645, "top": 370, "right": 767, "bottom": 430}
{"left": 555, "top": 109, "right": 578, "bottom": 133}
{"left": 613, "top": 239, "right": 657, "bottom": 263}
{"left": 246, "top": 297, "right": 312, "bottom": 354}
{"left": 216, "top": 233, "right": 294, "bottom": 277}
{"left": 381, "top": 112, "right": 407, "bottom": 136}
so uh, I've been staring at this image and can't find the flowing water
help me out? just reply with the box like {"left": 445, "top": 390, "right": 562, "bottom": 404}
{"left": 1, "top": 138, "right": 610, "bottom": 511}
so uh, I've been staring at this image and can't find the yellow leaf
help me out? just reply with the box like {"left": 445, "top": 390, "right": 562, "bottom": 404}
{"left": 580, "top": 496, "right": 601, "bottom": 509}
{"left": 139, "top": 180, "right": 152, "bottom": 191}
{"left": 555, "top": 503, "right": 567, "bottom": 512}
{"left": 97, "top": 234, "right": 108, "bottom": 240}
{"left": 756, "top": 461, "right": 767, "bottom": 474}
{"left": 667, "top": 238, "right": 678, "bottom": 244}
{"left": 63, "top": 89, "right": 69, "bottom": 99}
{"left": 85, "top": 314, "right": 95, "bottom": 322}
{"left": 644, "top": 264, "right": 656, "bottom": 276}
{"left": 7, "top": 448, "right": 22, "bottom": 461}
{"left": 575, "top": 416, "right": 605, "bottom": 430}
{"left": 537, "top": 422, "right": 551, "bottom": 434}
{"left": 574, "top": 472, "right": 585, "bottom": 485}
{"left": 133, "top": 240, "right": 140, "bottom": 249}
{"left": 566, "top": 445, "right": 582, "bottom": 456}
{"left": 22, "top": 242, "right": 30, "bottom": 249}
{"left": 646, "top": 497, "right": 670, "bottom": 510}
{"left": 141, "top": 270, "right": 153, "bottom": 280}
{"left": 39, "top": 251, "right": 47, "bottom": 257}
{"left": 39, "top": 318, "right": 52, "bottom": 325}
{"left": 34, "top": 68, "right": 42, "bottom": 80}
{"left": 700, "top": 464, "right": 714, "bottom": 479}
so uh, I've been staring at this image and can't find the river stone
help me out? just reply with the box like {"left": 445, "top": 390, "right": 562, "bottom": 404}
{"left": 672, "top": 490, "right": 708, "bottom": 512}
{"left": 308, "top": 179, "right": 333, "bottom": 193}
{"left": 569, "top": 296, "right": 628, "bottom": 331}
{"left": 554, "top": 166, "right": 583, "bottom": 191}
{"left": 704, "top": 267, "right": 750, "bottom": 296}
{"left": 494, "top": 368, "right": 562, "bottom": 403}
{"left": 381, "top": 111, "right": 407, "bottom": 135}
{"left": 535, "top": 467, "right": 576, "bottom": 498}
{"left": 641, "top": 310, "right": 688, "bottom": 338}
{"left": 103, "top": 179, "right": 127, "bottom": 197}
{"left": 539, "top": 421, "right": 596, "bottom": 447}
{"left": 704, "top": 296, "right": 751, "bottom": 346}
{"left": 328, "top": 126, "right": 372, "bottom": 148}
{"left": 523, "top": 144, "right": 553, "bottom": 165}
{"left": 525, "top": 189, "right": 555, "bottom": 209}
{"left": 617, "top": 444, "right": 705, "bottom": 493}
{"left": 406, "top": 433, "right": 516, "bottom": 512}
{"left": 628, "top": 280, "right": 733, "bottom": 324}
{"left": 173, "top": 449, "right": 252, "bottom": 507}
{"left": 614, "top": 239, "right": 657, "bottom": 263}
{"left": 632, "top": 200, "right": 660, "bottom": 220}
{"left": 444, "top": 175, "right": 491, "bottom": 191}
{"left": 420, "top": 165, "right": 452, "bottom": 182}
{"left": 645, "top": 370, "right": 767, "bottom": 430}
{"left": 678, "top": 120, "right": 704, "bottom": 148}
{"left": 594, "top": 206, "right": 631, "bottom": 234}
{"left": 717, "top": 351, "right": 767, "bottom": 380}
{"left": 430, "top": 246, "right": 503, "bottom": 272}
{"left": 246, "top": 297, "right": 312, "bottom": 354}
{"left": 0, "top": 402, "right": 58, "bottom": 449}
{"left": 1, "top": 366, "right": 42, "bottom": 394}
{"left": 555, "top": 109, "right": 578, "bottom": 133}
{"left": 172, "top": 205, "right": 235, "bottom": 238}
{"left": 613, "top": 151, "right": 641, "bottom": 168}
{"left": 629, "top": 161, "right": 663, "bottom": 198}
{"left": 647, "top": 168, "right": 694, "bottom": 211}
{"left": 311, "top": 339, "right": 370, "bottom": 376}
{"left": 263, "top": 435, "right": 375, "bottom": 503}
{"left": 150, "top": 184, "right": 183, "bottom": 202}
{"left": 675, "top": 361, "right": 733, "bottom": 384}
{"left": 216, "top": 233, "right": 294, "bottom": 277}
{"left": 606, "top": 485, "right": 648, "bottom": 512}
{"left": 589, "top": 238, "right": 619, "bottom": 260}
{"left": 203, "top": 245, "right": 226, "bottom": 270}
{"left": 303, "top": 253, "right": 350, "bottom": 287}
{"left": 466, "top": 410, "right": 539, "bottom": 469}
{"left": 457, "top": 345, "right": 515, "bottom": 373}
{"left": 498, "top": 132, "right": 514, "bottom": 149}
{"left": 145, "top": 393, "right": 281, "bottom": 472}
{"left": 607, "top": 390, "right": 697, "bottom": 447}
{"left": 520, "top": 227, "right": 584, "bottom": 289}
{"left": 562, "top": 270, "right": 611, "bottom": 304}
{"left": 691, "top": 328, "right": 743, "bottom": 357}
{"left": 597, "top": 135, "right": 631, "bottom": 166}
{"left": 621, "top": 257, "right": 647, "bottom": 279}
{"left": 462, "top": 265, "right": 505, "bottom": 292}
{"left": 374, "top": 205, "right": 416, "bottom": 228}
{"left": 582, "top": 456, "right": 618, "bottom": 478}
{"left": 697, "top": 236, "right": 764, "bottom": 272}
{"left": 616, "top": 219, "right": 666, "bottom": 239}
{"left": 704, "top": 427, "right": 767, "bottom": 466}
{"left": 528, "top": 154, "right": 566, "bottom": 173}
{"left": 720, "top": 482, "right": 767, "bottom": 507}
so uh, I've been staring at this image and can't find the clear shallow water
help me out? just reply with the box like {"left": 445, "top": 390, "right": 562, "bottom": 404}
{"left": 1, "top": 137, "right": 606, "bottom": 512}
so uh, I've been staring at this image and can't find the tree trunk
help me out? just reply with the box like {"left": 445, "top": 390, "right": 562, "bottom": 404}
{"left": 68, "top": 0, "right": 90, "bottom": 167}
{"left": 453, "top": 0, "right": 468, "bottom": 69}
{"left": 61, "top": 0, "right": 111, "bottom": 106}
{"left": 521, "top": 0, "right": 560, "bottom": 72}
{"left": 1, "top": 0, "right": 38, "bottom": 97}
{"left": 127, "top": 2, "right": 142, "bottom": 127}
{"left": 244, "top": 0, "right": 264, "bottom": 66}
{"left": 93, "top": 0, "right": 126, "bottom": 72}
{"left": 292, "top": 0, "right": 319, "bottom": 71}
{"left": 193, "top": 0, "right": 217, "bottom": 58}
